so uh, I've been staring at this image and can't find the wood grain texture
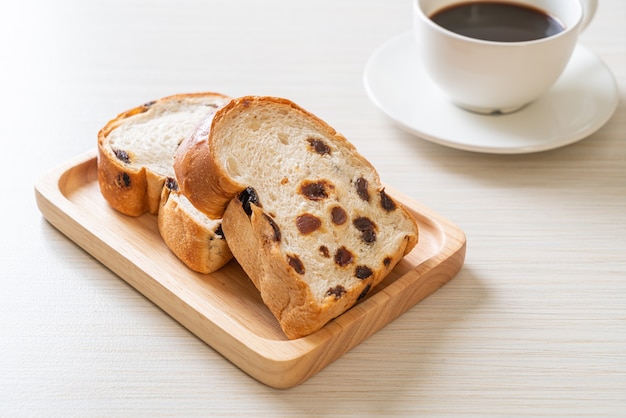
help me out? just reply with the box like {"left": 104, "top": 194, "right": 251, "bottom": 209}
{"left": 34, "top": 151, "right": 466, "bottom": 388}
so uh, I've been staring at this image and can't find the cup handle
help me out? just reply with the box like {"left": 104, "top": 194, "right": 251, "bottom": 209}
{"left": 578, "top": 0, "right": 598, "bottom": 32}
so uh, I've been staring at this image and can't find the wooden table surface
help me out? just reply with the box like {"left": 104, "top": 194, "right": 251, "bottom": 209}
{"left": 2, "top": 0, "right": 624, "bottom": 416}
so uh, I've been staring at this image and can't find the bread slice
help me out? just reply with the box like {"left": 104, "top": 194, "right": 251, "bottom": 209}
{"left": 158, "top": 177, "right": 232, "bottom": 273}
{"left": 97, "top": 92, "right": 230, "bottom": 216}
{"left": 97, "top": 92, "right": 233, "bottom": 273}
{"left": 174, "top": 96, "right": 419, "bottom": 339}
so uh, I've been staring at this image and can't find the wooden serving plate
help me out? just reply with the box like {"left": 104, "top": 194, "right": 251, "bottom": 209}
{"left": 34, "top": 150, "right": 466, "bottom": 389}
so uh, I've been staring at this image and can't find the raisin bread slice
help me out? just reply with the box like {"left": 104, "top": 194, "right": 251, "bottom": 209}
{"left": 158, "top": 177, "right": 232, "bottom": 273}
{"left": 97, "top": 92, "right": 232, "bottom": 273}
{"left": 174, "top": 96, "right": 419, "bottom": 339}
{"left": 97, "top": 92, "right": 230, "bottom": 216}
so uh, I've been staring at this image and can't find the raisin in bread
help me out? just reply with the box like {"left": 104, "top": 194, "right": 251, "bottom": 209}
{"left": 174, "top": 96, "right": 419, "bottom": 339}
{"left": 97, "top": 92, "right": 230, "bottom": 216}
{"left": 97, "top": 92, "right": 233, "bottom": 273}
{"left": 158, "top": 177, "right": 232, "bottom": 273}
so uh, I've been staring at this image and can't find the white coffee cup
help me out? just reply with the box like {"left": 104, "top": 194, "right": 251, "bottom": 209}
{"left": 413, "top": 0, "right": 598, "bottom": 114}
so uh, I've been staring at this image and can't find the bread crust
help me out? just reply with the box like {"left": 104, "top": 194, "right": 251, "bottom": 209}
{"left": 97, "top": 92, "right": 230, "bottom": 216}
{"left": 173, "top": 113, "right": 240, "bottom": 219}
{"left": 173, "top": 103, "right": 240, "bottom": 219}
{"left": 158, "top": 183, "right": 232, "bottom": 274}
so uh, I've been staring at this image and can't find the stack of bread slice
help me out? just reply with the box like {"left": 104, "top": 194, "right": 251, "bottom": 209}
{"left": 97, "top": 92, "right": 233, "bottom": 273}
{"left": 98, "top": 94, "right": 418, "bottom": 339}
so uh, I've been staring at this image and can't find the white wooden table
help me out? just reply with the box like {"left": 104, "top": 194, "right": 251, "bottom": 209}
{"left": 2, "top": 0, "right": 625, "bottom": 415}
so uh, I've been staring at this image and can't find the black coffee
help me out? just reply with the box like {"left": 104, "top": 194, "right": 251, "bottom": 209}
{"left": 430, "top": 2, "right": 565, "bottom": 42}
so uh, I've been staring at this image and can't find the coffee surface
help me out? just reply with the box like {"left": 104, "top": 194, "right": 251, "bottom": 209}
{"left": 430, "top": 2, "right": 565, "bottom": 42}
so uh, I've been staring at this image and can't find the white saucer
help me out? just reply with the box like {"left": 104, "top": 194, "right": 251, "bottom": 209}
{"left": 363, "top": 32, "right": 618, "bottom": 154}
